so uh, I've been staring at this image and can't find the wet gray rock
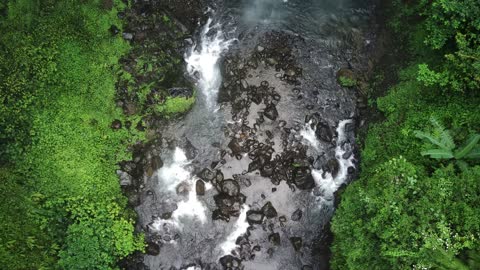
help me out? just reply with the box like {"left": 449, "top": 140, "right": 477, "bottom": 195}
{"left": 260, "top": 162, "right": 274, "bottom": 177}
{"left": 168, "top": 87, "right": 194, "bottom": 98}
{"left": 198, "top": 168, "right": 215, "bottom": 182}
{"left": 214, "top": 193, "right": 243, "bottom": 217}
{"left": 269, "top": 233, "right": 281, "bottom": 246}
{"left": 122, "top": 32, "right": 134, "bottom": 40}
{"left": 228, "top": 138, "right": 243, "bottom": 155}
{"left": 290, "top": 237, "right": 303, "bottom": 252}
{"left": 150, "top": 156, "right": 163, "bottom": 171}
{"left": 219, "top": 255, "right": 241, "bottom": 269}
{"left": 262, "top": 202, "right": 278, "bottom": 218}
{"left": 247, "top": 210, "right": 264, "bottom": 225}
{"left": 315, "top": 120, "right": 334, "bottom": 142}
{"left": 196, "top": 180, "right": 205, "bottom": 196}
{"left": 221, "top": 179, "right": 240, "bottom": 197}
{"left": 291, "top": 209, "right": 303, "bottom": 221}
{"left": 264, "top": 104, "right": 279, "bottom": 121}
{"left": 291, "top": 166, "right": 315, "bottom": 190}
{"left": 176, "top": 182, "right": 189, "bottom": 196}
{"left": 241, "top": 79, "right": 249, "bottom": 89}
{"left": 117, "top": 170, "right": 133, "bottom": 186}
{"left": 146, "top": 241, "right": 160, "bottom": 256}
{"left": 324, "top": 158, "right": 340, "bottom": 178}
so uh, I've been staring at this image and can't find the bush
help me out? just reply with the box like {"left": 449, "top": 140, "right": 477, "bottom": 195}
{"left": 0, "top": 0, "right": 145, "bottom": 268}
{"left": 331, "top": 0, "right": 480, "bottom": 269}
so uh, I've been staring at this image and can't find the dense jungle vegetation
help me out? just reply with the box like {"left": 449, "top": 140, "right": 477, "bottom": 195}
{"left": 331, "top": 0, "right": 480, "bottom": 269}
{"left": 0, "top": 0, "right": 147, "bottom": 269}
{"left": 1, "top": 0, "right": 479, "bottom": 269}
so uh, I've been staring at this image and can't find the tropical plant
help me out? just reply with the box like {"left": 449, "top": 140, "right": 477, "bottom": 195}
{"left": 414, "top": 117, "right": 480, "bottom": 169}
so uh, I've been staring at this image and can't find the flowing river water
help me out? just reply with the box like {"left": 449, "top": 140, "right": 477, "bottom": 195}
{"left": 133, "top": 0, "right": 376, "bottom": 269}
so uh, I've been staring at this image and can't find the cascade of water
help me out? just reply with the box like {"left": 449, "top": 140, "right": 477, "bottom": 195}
{"left": 185, "top": 18, "right": 234, "bottom": 108}
{"left": 219, "top": 206, "right": 250, "bottom": 255}
{"left": 153, "top": 147, "right": 208, "bottom": 227}
{"left": 311, "top": 119, "right": 355, "bottom": 200}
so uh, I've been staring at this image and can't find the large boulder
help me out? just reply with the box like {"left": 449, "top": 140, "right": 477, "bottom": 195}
{"left": 291, "top": 166, "right": 315, "bottom": 190}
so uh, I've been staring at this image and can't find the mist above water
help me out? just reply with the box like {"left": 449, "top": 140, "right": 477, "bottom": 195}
{"left": 227, "top": 0, "right": 366, "bottom": 34}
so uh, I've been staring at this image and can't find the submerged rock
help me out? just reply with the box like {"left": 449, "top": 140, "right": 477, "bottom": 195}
{"left": 247, "top": 210, "right": 265, "bottom": 225}
{"left": 264, "top": 104, "right": 279, "bottom": 121}
{"left": 315, "top": 120, "right": 334, "bottom": 143}
{"left": 269, "top": 233, "right": 281, "bottom": 246}
{"left": 291, "top": 166, "right": 315, "bottom": 190}
{"left": 196, "top": 180, "right": 205, "bottom": 196}
{"left": 290, "top": 237, "right": 303, "bottom": 252}
{"left": 324, "top": 158, "right": 340, "bottom": 178}
{"left": 146, "top": 241, "right": 160, "bottom": 256}
{"left": 262, "top": 202, "right": 278, "bottom": 218}
{"left": 221, "top": 179, "right": 240, "bottom": 197}
{"left": 198, "top": 168, "right": 215, "bottom": 182}
{"left": 291, "top": 209, "right": 303, "bottom": 221}
{"left": 219, "top": 255, "right": 241, "bottom": 269}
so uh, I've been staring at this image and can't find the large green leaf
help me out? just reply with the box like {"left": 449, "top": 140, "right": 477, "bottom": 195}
{"left": 454, "top": 134, "right": 480, "bottom": 159}
{"left": 415, "top": 131, "right": 452, "bottom": 151}
{"left": 421, "top": 149, "right": 453, "bottom": 159}
{"left": 464, "top": 146, "right": 480, "bottom": 159}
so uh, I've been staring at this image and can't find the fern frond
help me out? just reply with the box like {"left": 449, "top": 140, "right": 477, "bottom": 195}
{"left": 421, "top": 149, "right": 454, "bottom": 159}
{"left": 454, "top": 134, "right": 480, "bottom": 159}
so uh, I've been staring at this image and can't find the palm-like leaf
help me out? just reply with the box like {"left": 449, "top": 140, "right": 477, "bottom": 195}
{"left": 421, "top": 149, "right": 454, "bottom": 159}
{"left": 464, "top": 146, "right": 480, "bottom": 159}
{"left": 454, "top": 134, "right": 480, "bottom": 159}
{"left": 414, "top": 131, "right": 451, "bottom": 151}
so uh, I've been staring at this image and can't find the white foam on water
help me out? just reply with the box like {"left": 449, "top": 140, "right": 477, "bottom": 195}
{"left": 220, "top": 206, "right": 250, "bottom": 255}
{"left": 173, "top": 187, "right": 207, "bottom": 224}
{"left": 186, "top": 18, "right": 233, "bottom": 108}
{"left": 311, "top": 119, "right": 355, "bottom": 198}
{"left": 157, "top": 147, "right": 190, "bottom": 192}
{"left": 155, "top": 147, "right": 207, "bottom": 226}
{"left": 300, "top": 120, "right": 320, "bottom": 150}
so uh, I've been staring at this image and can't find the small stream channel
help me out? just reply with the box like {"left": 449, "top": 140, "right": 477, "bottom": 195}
{"left": 133, "top": 0, "right": 377, "bottom": 269}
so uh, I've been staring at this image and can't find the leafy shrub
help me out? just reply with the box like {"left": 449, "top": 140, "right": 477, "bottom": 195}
{"left": 339, "top": 76, "right": 357, "bottom": 88}
{"left": 332, "top": 159, "right": 480, "bottom": 270}
{"left": 0, "top": 0, "right": 145, "bottom": 268}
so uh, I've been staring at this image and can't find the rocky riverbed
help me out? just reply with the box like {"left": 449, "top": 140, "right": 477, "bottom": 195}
{"left": 116, "top": 0, "right": 380, "bottom": 269}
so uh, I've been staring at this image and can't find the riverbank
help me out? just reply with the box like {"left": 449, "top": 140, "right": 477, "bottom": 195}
{"left": 331, "top": 1, "right": 480, "bottom": 269}
{"left": 0, "top": 1, "right": 145, "bottom": 268}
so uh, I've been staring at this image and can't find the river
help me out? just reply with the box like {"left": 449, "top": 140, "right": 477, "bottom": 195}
{"left": 134, "top": 0, "right": 376, "bottom": 269}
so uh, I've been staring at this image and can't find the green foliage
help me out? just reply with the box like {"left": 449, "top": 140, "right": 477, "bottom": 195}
{"left": 153, "top": 96, "right": 195, "bottom": 116}
{"left": 331, "top": 0, "right": 480, "bottom": 269}
{"left": 332, "top": 159, "right": 480, "bottom": 270}
{"left": 0, "top": 0, "right": 144, "bottom": 268}
{"left": 414, "top": 117, "right": 480, "bottom": 171}
{"left": 339, "top": 76, "right": 357, "bottom": 88}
